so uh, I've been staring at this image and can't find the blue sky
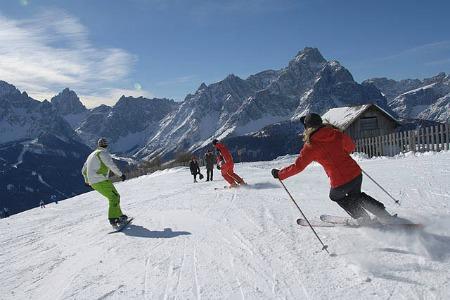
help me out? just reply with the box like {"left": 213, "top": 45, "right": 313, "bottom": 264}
{"left": 0, "top": 0, "right": 449, "bottom": 107}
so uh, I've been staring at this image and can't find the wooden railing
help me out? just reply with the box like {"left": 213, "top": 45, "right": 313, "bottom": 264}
{"left": 355, "top": 123, "right": 450, "bottom": 157}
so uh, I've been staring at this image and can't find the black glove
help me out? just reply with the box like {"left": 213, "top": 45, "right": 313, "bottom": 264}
{"left": 212, "top": 139, "right": 218, "bottom": 145}
{"left": 271, "top": 169, "right": 280, "bottom": 179}
{"left": 217, "top": 165, "right": 221, "bottom": 170}
{"left": 84, "top": 182, "right": 91, "bottom": 187}
{"left": 120, "top": 174, "right": 126, "bottom": 181}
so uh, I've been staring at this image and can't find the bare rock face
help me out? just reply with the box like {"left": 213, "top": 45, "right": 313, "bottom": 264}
{"left": 51, "top": 88, "right": 87, "bottom": 116}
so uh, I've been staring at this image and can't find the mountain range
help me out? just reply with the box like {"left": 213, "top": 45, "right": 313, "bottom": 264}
{"left": 364, "top": 72, "right": 449, "bottom": 122}
{"left": 1, "top": 47, "right": 448, "bottom": 215}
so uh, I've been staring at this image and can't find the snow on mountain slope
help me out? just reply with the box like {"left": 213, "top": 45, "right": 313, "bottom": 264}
{"left": 1, "top": 151, "right": 449, "bottom": 299}
{"left": 366, "top": 73, "right": 450, "bottom": 122}
{"left": 75, "top": 96, "right": 178, "bottom": 152}
{"left": 0, "top": 81, "right": 78, "bottom": 144}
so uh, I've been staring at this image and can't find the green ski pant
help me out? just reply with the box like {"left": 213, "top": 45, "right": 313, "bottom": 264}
{"left": 91, "top": 180, "right": 123, "bottom": 219}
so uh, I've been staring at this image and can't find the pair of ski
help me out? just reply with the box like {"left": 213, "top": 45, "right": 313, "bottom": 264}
{"left": 297, "top": 215, "right": 423, "bottom": 229}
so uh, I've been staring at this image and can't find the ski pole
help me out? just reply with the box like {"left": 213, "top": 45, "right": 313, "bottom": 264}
{"left": 278, "top": 179, "right": 329, "bottom": 254}
{"left": 361, "top": 170, "right": 400, "bottom": 205}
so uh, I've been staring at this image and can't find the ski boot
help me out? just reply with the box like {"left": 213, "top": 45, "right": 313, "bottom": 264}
{"left": 117, "top": 214, "right": 128, "bottom": 225}
{"left": 109, "top": 215, "right": 128, "bottom": 229}
{"left": 109, "top": 218, "right": 120, "bottom": 229}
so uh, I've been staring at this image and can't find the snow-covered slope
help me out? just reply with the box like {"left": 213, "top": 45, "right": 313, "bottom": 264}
{"left": 365, "top": 73, "right": 450, "bottom": 122}
{"left": 1, "top": 151, "right": 449, "bottom": 299}
{"left": 0, "top": 133, "right": 92, "bottom": 214}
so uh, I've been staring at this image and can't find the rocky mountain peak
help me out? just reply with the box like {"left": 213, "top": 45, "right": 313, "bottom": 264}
{"left": 51, "top": 88, "right": 86, "bottom": 115}
{"left": 292, "top": 47, "right": 326, "bottom": 65}
{"left": 428, "top": 72, "right": 447, "bottom": 83}
{"left": 0, "top": 80, "right": 21, "bottom": 97}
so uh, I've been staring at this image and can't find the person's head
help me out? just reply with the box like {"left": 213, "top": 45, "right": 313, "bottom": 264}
{"left": 192, "top": 155, "right": 197, "bottom": 161}
{"left": 300, "top": 113, "right": 323, "bottom": 129}
{"left": 97, "top": 138, "right": 108, "bottom": 148}
{"left": 300, "top": 113, "right": 323, "bottom": 145}
{"left": 212, "top": 139, "right": 219, "bottom": 147}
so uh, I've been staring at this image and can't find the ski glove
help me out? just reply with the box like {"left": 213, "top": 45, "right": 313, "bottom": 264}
{"left": 271, "top": 169, "right": 280, "bottom": 179}
{"left": 84, "top": 182, "right": 91, "bottom": 187}
{"left": 120, "top": 174, "right": 126, "bottom": 181}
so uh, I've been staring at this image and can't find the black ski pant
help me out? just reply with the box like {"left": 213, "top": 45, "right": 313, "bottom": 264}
{"left": 329, "top": 174, "right": 390, "bottom": 220}
{"left": 206, "top": 168, "right": 213, "bottom": 181}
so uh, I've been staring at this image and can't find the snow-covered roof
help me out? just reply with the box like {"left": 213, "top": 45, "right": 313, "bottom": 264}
{"left": 321, "top": 104, "right": 397, "bottom": 130}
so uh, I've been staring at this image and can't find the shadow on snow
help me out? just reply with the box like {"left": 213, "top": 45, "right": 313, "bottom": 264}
{"left": 120, "top": 224, "right": 192, "bottom": 239}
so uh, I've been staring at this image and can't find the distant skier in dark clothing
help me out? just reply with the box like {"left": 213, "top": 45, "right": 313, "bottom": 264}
{"left": 39, "top": 200, "right": 45, "bottom": 208}
{"left": 213, "top": 139, "right": 246, "bottom": 188}
{"left": 204, "top": 149, "right": 215, "bottom": 181}
{"left": 2, "top": 208, "right": 9, "bottom": 218}
{"left": 189, "top": 156, "right": 202, "bottom": 183}
{"left": 271, "top": 113, "right": 392, "bottom": 223}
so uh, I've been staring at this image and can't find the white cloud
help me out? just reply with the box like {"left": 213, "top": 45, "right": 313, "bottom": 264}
{"left": 0, "top": 9, "right": 149, "bottom": 106}
{"left": 376, "top": 41, "right": 450, "bottom": 62}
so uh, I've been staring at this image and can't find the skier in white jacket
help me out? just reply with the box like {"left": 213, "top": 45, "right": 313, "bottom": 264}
{"left": 82, "top": 138, "right": 128, "bottom": 228}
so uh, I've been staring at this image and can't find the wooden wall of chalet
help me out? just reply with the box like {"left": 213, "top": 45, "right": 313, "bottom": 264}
{"left": 344, "top": 106, "right": 397, "bottom": 140}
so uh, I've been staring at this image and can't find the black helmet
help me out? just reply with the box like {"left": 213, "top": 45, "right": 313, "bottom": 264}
{"left": 97, "top": 138, "right": 108, "bottom": 148}
{"left": 300, "top": 113, "right": 323, "bottom": 129}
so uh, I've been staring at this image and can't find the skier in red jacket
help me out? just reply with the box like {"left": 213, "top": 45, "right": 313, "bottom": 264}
{"left": 213, "top": 139, "right": 246, "bottom": 187}
{"left": 271, "top": 113, "right": 392, "bottom": 222}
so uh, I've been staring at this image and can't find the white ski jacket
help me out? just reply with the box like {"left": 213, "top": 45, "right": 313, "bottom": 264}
{"left": 82, "top": 148, "right": 122, "bottom": 185}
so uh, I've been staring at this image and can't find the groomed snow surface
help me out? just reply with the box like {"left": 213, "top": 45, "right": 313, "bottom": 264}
{"left": 1, "top": 152, "right": 450, "bottom": 299}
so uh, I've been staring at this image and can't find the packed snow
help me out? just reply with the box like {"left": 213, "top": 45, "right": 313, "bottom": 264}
{"left": 1, "top": 151, "right": 449, "bottom": 299}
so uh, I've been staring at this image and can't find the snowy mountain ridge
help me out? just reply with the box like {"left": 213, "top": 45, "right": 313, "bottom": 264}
{"left": 0, "top": 81, "right": 78, "bottom": 145}
{"left": 135, "top": 47, "right": 387, "bottom": 159}
{"left": 73, "top": 95, "right": 179, "bottom": 153}
{"left": 364, "top": 73, "right": 450, "bottom": 122}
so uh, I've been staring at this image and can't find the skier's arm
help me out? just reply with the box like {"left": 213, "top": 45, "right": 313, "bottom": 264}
{"left": 342, "top": 132, "right": 356, "bottom": 154}
{"left": 278, "top": 146, "right": 315, "bottom": 180}
{"left": 99, "top": 151, "right": 123, "bottom": 177}
{"left": 81, "top": 161, "right": 88, "bottom": 182}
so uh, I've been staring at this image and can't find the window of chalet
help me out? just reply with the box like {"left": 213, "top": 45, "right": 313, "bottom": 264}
{"left": 360, "top": 117, "right": 378, "bottom": 130}
{"left": 360, "top": 117, "right": 379, "bottom": 137}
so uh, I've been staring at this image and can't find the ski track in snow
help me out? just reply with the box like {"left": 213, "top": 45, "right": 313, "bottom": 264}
{"left": 1, "top": 151, "right": 450, "bottom": 299}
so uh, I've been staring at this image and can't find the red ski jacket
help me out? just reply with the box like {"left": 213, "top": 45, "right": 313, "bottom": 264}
{"left": 278, "top": 126, "right": 361, "bottom": 188}
{"left": 215, "top": 142, "right": 234, "bottom": 168}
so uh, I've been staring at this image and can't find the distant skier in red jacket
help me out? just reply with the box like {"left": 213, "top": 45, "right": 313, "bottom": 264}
{"left": 271, "top": 113, "right": 392, "bottom": 222}
{"left": 213, "top": 139, "right": 246, "bottom": 187}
